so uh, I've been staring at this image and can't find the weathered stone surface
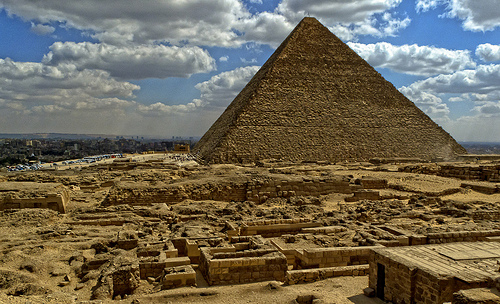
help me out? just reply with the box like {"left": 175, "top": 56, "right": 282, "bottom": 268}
{"left": 194, "top": 17, "right": 465, "bottom": 164}
{"left": 453, "top": 288, "right": 500, "bottom": 304}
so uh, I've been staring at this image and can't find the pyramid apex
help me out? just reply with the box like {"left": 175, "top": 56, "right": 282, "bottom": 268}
{"left": 297, "top": 16, "right": 322, "bottom": 27}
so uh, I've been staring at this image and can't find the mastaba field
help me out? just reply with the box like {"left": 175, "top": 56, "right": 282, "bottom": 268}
{"left": 0, "top": 18, "right": 499, "bottom": 304}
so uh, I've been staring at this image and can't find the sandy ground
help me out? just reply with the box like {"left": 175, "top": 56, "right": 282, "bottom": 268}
{"left": 0, "top": 160, "right": 499, "bottom": 303}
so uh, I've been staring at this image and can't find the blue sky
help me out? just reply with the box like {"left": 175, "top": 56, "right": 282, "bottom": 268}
{"left": 0, "top": 0, "right": 500, "bottom": 141}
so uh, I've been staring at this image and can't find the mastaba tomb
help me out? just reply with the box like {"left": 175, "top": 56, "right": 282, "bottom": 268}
{"left": 194, "top": 17, "right": 466, "bottom": 164}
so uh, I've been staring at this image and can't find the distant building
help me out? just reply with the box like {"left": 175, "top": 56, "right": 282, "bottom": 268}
{"left": 174, "top": 144, "right": 190, "bottom": 153}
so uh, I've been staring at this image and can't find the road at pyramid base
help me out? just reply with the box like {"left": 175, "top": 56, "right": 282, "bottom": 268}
{"left": 194, "top": 17, "right": 466, "bottom": 164}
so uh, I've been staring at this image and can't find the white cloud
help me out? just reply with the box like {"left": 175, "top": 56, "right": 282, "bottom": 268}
{"left": 399, "top": 86, "right": 450, "bottom": 120}
{"left": 136, "top": 65, "right": 260, "bottom": 116}
{"left": 0, "top": 58, "right": 139, "bottom": 114}
{"left": 195, "top": 66, "right": 260, "bottom": 108}
{"left": 277, "top": 0, "right": 402, "bottom": 23}
{"left": 476, "top": 43, "right": 500, "bottom": 62}
{"left": 238, "top": 12, "right": 295, "bottom": 47}
{"left": 445, "top": 0, "right": 500, "bottom": 32}
{"left": 30, "top": 23, "right": 55, "bottom": 35}
{"left": 276, "top": 0, "right": 410, "bottom": 40}
{"left": 1, "top": 0, "right": 413, "bottom": 50}
{"left": 42, "top": 42, "right": 216, "bottom": 80}
{"left": 240, "top": 58, "right": 257, "bottom": 64}
{"left": 348, "top": 42, "right": 476, "bottom": 76}
{"left": 400, "top": 64, "right": 500, "bottom": 126}
{"left": 402, "top": 64, "right": 500, "bottom": 95}
{"left": 415, "top": 0, "right": 446, "bottom": 13}
{"left": 137, "top": 99, "right": 206, "bottom": 117}
{"left": 219, "top": 56, "right": 229, "bottom": 62}
{"left": 1, "top": 0, "right": 251, "bottom": 47}
{"left": 416, "top": 0, "right": 500, "bottom": 32}
{"left": 472, "top": 101, "right": 500, "bottom": 115}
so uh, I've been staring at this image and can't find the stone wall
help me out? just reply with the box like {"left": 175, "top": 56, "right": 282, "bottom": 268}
{"left": 369, "top": 251, "right": 416, "bottom": 304}
{"left": 286, "top": 265, "right": 369, "bottom": 285}
{"left": 238, "top": 218, "right": 321, "bottom": 238}
{"left": 400, "top": 164, "right": 500, "bottom": 183}
{"left": 1, "top": 191, "right": 69, "bottom": 213}
{"left": 375, "top": 226, "right": 500, "bottom": 246}
{"left": 199, "top": 248, "right": 287, "bottom": 286}
{"left": 160, "top": 265, "right": 196, "bottom": 289}
{"left": 296, "top": 246, "right": 380, "bottom": 269}
{"left": 425, "top": 230, "right": 500, "bottom": 244}
{"left": 104, "top": 176, "right": 360, "bottom": 206}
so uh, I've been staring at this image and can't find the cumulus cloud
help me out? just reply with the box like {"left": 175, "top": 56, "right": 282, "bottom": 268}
{"left": 137, "top": 65, "right": 260, "bottom": 116}
{"left": 445, "top": 0, "right": 500, "bottom": 32}
{"left": 415, "top": 0, "right": 446, "bottom": 12}
{"left": 275, "top": 0, "right": 410, "bottom": 40}
{"left": 1, "top": 0, "right": 250, "bottom": 47}
{"left": 473, "top": 102, "right": 500, "bottom": 115}
{"left": 0, "top": 58, "right": 138, "bottom": 114}
{"left": 399, "top": 86, "right": 450, "bottom": 119}
{"left": 400, "top": 64, "right": 500, "bottom": 122}
{"left": 30, "top": 23, "right": 55, "bottom": 35}
{"left": 195, "top": 65, "right": 260, "bottom": 108}
{"left": 476, "top": 43, "right": 500, "bottom": 62}
{"left": 348, "top": 42, "right": 476, "bottom": 76}
{"left": 238, "top": 12, "right": 295, "bottom": 47}
{"left": 277, "top": 0, "right": 402, "bottom": 24}
{"left": 136, "top": 99, "right": 207, "bottom": 117}
{"left": 219, "top": 56, "right": 229, "bottom": 62}
{"left": 42, "top": 42, "right": 216, "bottom": 80}
{"left": 402, "top": 64, "right": 500, "bottom": 95}
{"left": 1, "top": 0, "right": 411, "bottom": 49}
{"left": 416, "top": 0, "right": 500, "bottom": 32}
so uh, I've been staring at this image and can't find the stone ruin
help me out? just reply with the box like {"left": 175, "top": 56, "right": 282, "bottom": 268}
{"left": 194, "top": 17, "right": 466, "bottom": 164}
{"left": 0, "top": 181, "right": 69, "bottom": 213}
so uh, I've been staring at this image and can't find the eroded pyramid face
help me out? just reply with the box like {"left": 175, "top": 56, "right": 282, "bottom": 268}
{"left": 194, "top": 18, "right": 466, "bottom": 164}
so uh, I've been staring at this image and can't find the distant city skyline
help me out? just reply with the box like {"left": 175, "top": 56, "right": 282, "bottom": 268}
{"left": 1, "top": 1, "right": 500, "bottom": 141}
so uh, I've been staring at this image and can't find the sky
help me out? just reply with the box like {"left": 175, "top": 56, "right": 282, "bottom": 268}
{"left": 0, "top": 0, "right": 500, "bottom": 142}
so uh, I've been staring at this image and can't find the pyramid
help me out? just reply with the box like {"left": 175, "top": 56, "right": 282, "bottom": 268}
{"left": 194, "top": 17, "right": 466, "bottom": 164}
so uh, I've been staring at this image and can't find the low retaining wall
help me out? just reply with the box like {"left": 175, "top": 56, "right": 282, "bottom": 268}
{"left": 160, "top": 265, "right": 196, "bottom": 289}
{"left": 296, "top": 246, "right": 381, "bottom": 269}
{"left": 400, "top": 164, "right": 500, "bottom": 182}
{"left": 104, "top": 175, "right": 363, "bottom": 206}
{"left": 239, "top": 218, "right": 321, "bottom": 237}
{"left": 139, "top": 256, "right": 190, "bottom": 280}
{"left": 286, "top": 264, "right": 369, "bottom": 285}
{"left": 426, "top": 230, "right": 500, "bottom": 244}
{"left": 199, "top": 248, "right": 287, "bottom": 286}
{"left": 1, "top": 192, "right": 69, "bottom": 213}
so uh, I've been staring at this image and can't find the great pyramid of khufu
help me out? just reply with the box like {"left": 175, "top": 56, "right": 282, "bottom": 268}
{"left": 194, "top": 17, "right": 466, "bottom": 164}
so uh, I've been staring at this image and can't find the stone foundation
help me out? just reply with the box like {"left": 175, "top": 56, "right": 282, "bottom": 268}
{"left": 160, "top": 265, "right": 197, "bottom": 290}
{"left": 199, "top": 248, "right": 287, "bottom": 286}
{"left": 104, "top": 175, "right": 363, "bottom": 206}
{"left": 1, "top": 192, "right": 69, "bottom": 213}
{"left": 295, "top": 246, "right": 380, "bottom": 269}
{"left": 238, "top": 218, "right": 321, "bottom": 238}
{"left": 286, "top": 264, "right": 369, "bottom": 285}
{"left": 400, "top": 164, "right": 500, "bottom": 182}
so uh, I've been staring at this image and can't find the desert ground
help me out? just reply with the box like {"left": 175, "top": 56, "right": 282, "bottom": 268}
{"left": 0, "top": 154, "right": 499, "bottom": 303}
